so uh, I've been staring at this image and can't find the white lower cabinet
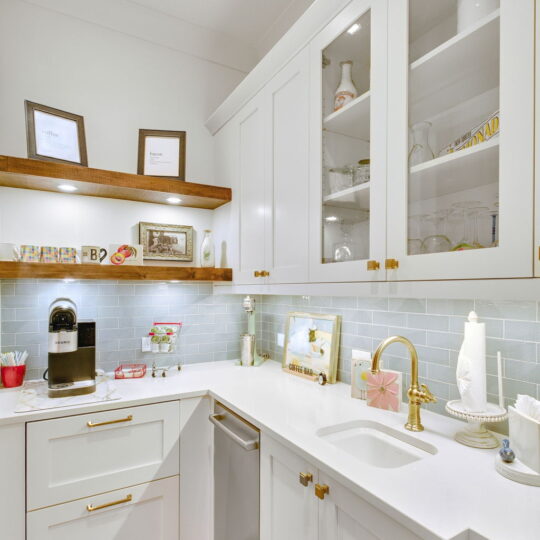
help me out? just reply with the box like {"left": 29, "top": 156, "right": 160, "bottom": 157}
{"left": 260, "top": 434, "right": 318, "bottom": 540}
{"left": 27, "top": 476, "right": 179, "bottom": 540}
{"left": 261, "top": 433, "right": 422, "bottom": 540}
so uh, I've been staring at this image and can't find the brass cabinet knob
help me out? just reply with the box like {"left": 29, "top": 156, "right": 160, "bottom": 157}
{"left": 299, "top": 472, "right": 313, "bottom": 487}
{"left": 385, "top": 258, "right": 399, "bottom": 270}
{"left": 261, "top": 270, "right": 270, "bottom": 277}
{"left": 314, "top": 483, "right": 329, "bottom": 500}
{"left": 254, "top": 270, "right": 263, "bottom": 277}
{"left": 366, "top": 260, "right": 380, "bottom": 271}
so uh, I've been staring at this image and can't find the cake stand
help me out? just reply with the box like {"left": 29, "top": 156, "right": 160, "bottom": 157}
{"left": 445, "top": 400, "right": 507, "bottom": 449}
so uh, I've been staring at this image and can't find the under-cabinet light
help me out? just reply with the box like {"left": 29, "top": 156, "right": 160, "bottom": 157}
{"left": 325, "top": 216, "right": 338, "bottom": 222}
{"left": 347, "top": 23, "right": 361, "bottom": 35}
{"left": 58, "top": 184, "right": 78, "bottom": 192}
{"left": 166, "top": 197, "right": 182, "bottom": 204}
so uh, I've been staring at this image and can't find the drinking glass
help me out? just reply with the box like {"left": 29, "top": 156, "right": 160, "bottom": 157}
{"left": 422, "top": 210, "right": 451, "bottom": 253}
{"left": 451, "top": 202, "right": 489, "bottom": 250}
{"left": 408, "top": 214, "right": 427, "bottom": 255}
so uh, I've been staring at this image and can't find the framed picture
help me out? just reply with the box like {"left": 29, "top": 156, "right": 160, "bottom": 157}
{"left": 283, "top": 312, "right": 341, "bottom": 384}
{"left": 25, "top": 100, "right": 88, "bottom": 166}
{"left": 137, "top": 129, "right": 186, "bottom": 180}
{"left": 139, "top": 222, "right": 193, "bottom": 262}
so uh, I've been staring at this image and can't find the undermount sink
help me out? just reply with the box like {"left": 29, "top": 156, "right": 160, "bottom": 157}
{"left": 317, "top": 420, "right": 437, "bottom": 469}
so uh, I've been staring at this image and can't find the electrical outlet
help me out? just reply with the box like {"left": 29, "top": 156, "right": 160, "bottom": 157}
{"left": 277, "top": 333, "right": 285, "bottom": 347}
{"left": 352, "top": 349, "right": 371, "bottom": 361}
{"left": 141, "top": 336, "right": 151, "bottom": 352}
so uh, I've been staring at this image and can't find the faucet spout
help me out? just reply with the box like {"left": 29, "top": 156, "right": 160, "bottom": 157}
{"left": 372, "top": 336, "right": 436, "bottom": 432}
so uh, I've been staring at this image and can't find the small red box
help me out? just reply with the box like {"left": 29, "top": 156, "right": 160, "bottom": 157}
{"left": 114, "top": 364, "right": 147, "bottom": 379}
{"left": 1, "top": 365, "right": 26, "bottom": 388}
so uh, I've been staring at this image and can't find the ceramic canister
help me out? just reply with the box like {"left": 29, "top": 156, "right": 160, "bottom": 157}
{"left": 20, "top": 245, "right": 40, "bottom": 263}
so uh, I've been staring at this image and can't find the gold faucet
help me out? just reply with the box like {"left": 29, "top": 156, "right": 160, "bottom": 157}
{"left": 372, "top": 336, "right": 436, "bottom": 432}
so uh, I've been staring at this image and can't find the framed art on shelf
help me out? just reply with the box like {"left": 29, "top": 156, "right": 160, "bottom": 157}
{"left": 282, "top": 312, "right": 341, "bottom": 384}
{"left": 139, "top": 221, "right": 193, "bottom": 262}
{"left": 137, "top": 129, "right": 186, "bottom": 180}
{"left": 25, "top": 100, "right": 88, "bottom": 166}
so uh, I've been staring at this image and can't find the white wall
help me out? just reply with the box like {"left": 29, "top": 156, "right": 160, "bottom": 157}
{"left": 0, "top": 0, "right": 245, "bottom": 263}
{"left": 0, "top": 0, "right": 245, "bottom": 180}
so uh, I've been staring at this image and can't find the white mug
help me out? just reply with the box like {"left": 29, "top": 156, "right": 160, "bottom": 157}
{"left": 457, "top": 0, "right": 499, "bottom": 33}
{"left": 81, "top": 246, "right": 107, "bottom": 264}
{"left": 0, "top": 243, "right": 20, "bottom": 261}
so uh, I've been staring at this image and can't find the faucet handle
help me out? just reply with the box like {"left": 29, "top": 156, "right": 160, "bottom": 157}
{"left": 420, "top": 384, "right": 437, "bottom": 403}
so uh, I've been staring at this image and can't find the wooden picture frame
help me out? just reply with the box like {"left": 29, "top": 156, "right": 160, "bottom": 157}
{"left": 282, "top": 312, "right": 341, "bottom": 384}
{"left": 25, "top": 100, "right": 88, "bottom": 166}
{"left": 137, "top": 129, "right": 186, "bottom": 180}
{"left": 139, "top": 221, "right": 193, "bottom": 262}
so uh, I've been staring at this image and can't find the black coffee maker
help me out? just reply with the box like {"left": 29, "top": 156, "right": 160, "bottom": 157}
{"left": 47, "top": 298, "right": 96, "bottom": 397}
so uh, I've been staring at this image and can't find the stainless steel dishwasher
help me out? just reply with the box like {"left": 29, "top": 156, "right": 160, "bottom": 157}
{"left": 210, "top": 401, "right": 260, "bottom": 540}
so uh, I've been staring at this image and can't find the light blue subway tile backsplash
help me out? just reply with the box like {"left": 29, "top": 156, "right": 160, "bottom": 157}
{"left": 2, "top": 283, "right": 540, "bottom": 419}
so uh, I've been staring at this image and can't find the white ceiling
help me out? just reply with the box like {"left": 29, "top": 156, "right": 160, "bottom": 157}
{"left": 129, "top": 0, "right": 314, "bottom": 51}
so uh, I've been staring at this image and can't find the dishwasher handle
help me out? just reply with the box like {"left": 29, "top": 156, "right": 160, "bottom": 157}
{"left": 209, "top": 413, "right": 259, "bottom": 451}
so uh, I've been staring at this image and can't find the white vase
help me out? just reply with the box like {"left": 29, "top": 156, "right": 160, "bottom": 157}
{"left": 334, "top": 61, "right": 358, "bottom": 111}
{"left": 457, "top": 0, "right": 499, "bottom": 33}
{"left": 201, "top": 229, "right": 215, "bottom": 268}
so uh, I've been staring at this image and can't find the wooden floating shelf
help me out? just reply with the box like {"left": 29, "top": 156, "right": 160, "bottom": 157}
{"left": 323, "top": 182, "right": 370, "bottom": 210}
{"left": 409, "top": 138, "right": 499, "bottom": 202}
{"left": 409, "top": 10, "right": 499, "bottom": 123}
{"left": 0, "top": 261, "right": 232, "bottom": 282}
{"left": 323, "top": 91, "right": 370, "bottom": 140}
{"left": 0, "top": 156, "right": 231, "bottom": 209}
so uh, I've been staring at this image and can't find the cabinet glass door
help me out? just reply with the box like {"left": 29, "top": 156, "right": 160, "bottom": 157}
{"left": 309, "top": 0, "right": 387, "bottom": 282}
{"left": 387, "top": 0, "right": 534, "bottom": 280}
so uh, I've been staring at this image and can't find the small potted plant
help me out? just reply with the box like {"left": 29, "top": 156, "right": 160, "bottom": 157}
{"left": 159, "top": 334, "right": 171, "bottom": 353}
{"left": 150, "top": 334, "right": 161, "bottom": 353}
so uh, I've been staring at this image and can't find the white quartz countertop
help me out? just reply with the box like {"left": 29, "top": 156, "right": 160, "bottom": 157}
{"left": 0, "top": 360, "right": 538, "bottom": 539}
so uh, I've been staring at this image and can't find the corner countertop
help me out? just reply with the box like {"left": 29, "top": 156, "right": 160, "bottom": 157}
{"left": 0, "top": 360, "right": 538, "bottom": 540}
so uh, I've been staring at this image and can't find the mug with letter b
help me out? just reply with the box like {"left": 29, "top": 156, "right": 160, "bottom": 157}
{"left": 82, "top": 246, "right": 107, "bottom": 264}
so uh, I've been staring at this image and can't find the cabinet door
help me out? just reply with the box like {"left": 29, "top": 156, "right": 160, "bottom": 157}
{"left": 318, "top": 471, "right": 421, "bottom": 540}
{"left": 535, "top": 2, "right": 540, "bottom": 277}
{"left": 260, "top": 433, "right": 318, "bottom": 540}
{"left": 27, "top": 476, "right": 179, "bottom": 540}
{"left": 266, "top": 47, "right": 310, "bottom": 283}
{"left": 236, "top": 93, "right": 268, "bottom": 284}
{"left": 309, "top": 0, "right": 388, "bottom": 282}
{"left": 27, "top": 401, "right": 180, "bottom": 510}
{"left": 386, "top": 0, "right": 534, "bottom": 280}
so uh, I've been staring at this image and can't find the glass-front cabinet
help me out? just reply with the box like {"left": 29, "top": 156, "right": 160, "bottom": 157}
{"left": 386, "top": 0, "right": 534, "bottom": 280}
{"left": 309, "top": 0, "right": 388, "bottom": 282}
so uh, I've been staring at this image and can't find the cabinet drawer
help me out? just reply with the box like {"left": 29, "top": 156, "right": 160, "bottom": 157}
{"left": 27, "top": 476, "right": 179, "bottom": 540}
{"left": 27, "top": 401, "right": 180, "bottom": 510}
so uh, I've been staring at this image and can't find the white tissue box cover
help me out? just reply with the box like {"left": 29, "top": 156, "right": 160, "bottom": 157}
{"left": 509, "top": 406, "right": 540, "bottom": 474}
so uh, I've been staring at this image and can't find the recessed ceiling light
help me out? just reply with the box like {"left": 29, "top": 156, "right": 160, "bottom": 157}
{"left": 166, "top": 197, "right": 182, "bottom": 204}
{"left": 325, "top": 215, "right": 338, "bottom": 222}
{"left": 58, "top": 184, "right": 78, "bottom": 192}
{"left": 347, "top": 23, "right": 361, "bottom": 35}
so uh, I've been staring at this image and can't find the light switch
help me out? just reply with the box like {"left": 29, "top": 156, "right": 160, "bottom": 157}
{"left": 277, "top": 333, "right": 285, "bottom": 347}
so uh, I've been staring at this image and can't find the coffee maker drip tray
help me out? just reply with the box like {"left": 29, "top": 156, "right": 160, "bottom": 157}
{"left": 48, "top": 379, "right": 96, "bottom": 398}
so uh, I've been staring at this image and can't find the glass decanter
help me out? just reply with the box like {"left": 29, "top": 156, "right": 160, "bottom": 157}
{"left": 409, "top": 121, "right": 435, "bottom": 167}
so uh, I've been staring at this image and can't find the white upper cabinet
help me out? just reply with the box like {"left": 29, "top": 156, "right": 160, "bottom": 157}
{"left": 234, "top": 47, "right": 311, "bottom": 285}
{"left": 386, "top": 0, "right": 534, "bottom": 280}
{"left": 309, "top": 0, "right": 388, "bottom": 282}
{"left": 266, "top": 47, "right": 310, "bottom": 284}
{"left": 235, "top": 93, "right": 267, "bottom": 284}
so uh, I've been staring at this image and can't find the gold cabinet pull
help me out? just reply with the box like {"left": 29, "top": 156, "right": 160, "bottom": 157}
{"left": 87, "top": 494, "right": 132, "bottom": 512}
{"left": 315, "top": 483, "right": 329, "bottom": 500}
{"left": 366, "top": 260, "right": 380, "bottom": 271}
{"left": 87, "top": 415, "right": 133, "bottom": 428}
{"left": 299, "top": 472, "right": 313, "bottom": 487}
{"left": 254, "top": 270, "right": 263, "bottom": 277}
{"left": 261, "top": 270, "right": 270, "bottom": 277}
{"left": 385, "top": 258, "right": 399, "bottom": 270}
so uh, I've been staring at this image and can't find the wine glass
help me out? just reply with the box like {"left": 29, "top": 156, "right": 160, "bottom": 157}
{"left": 450, "top": 202, "right": 489, "bottom": 250}
{"left": 408, "top": 214, "right": 427, "bottom": 255}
